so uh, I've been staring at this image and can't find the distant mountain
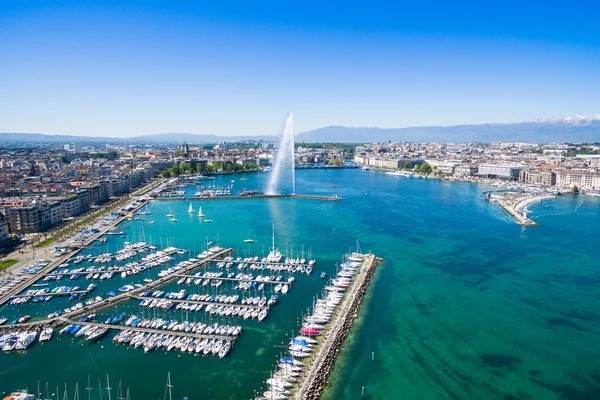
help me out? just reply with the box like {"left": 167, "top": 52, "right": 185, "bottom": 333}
{"left": 0, "top": 132, "right": 277, "bottom": 144}
{"left": 524, "top": 113, "right": 600, "bottom": 125}
{"left": 2, "top": 113, "right": 600, "bottom": 144}
{"left": 296, "top": 119, "right": 600, "bottom": 143}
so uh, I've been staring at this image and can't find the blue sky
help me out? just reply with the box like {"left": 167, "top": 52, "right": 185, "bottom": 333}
{"left": 1, "top": 1, "right": 599, "bottom": 137}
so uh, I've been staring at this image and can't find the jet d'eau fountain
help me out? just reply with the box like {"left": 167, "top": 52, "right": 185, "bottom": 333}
{"left": 266, "top": 112, "right": 296, "bottom": 195}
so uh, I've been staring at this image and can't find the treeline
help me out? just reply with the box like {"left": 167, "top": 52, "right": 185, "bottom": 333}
{"left": 156, "top": 160, "right": 256, "bottom": 178}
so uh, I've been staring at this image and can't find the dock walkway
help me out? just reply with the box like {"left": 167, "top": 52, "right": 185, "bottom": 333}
{"left": 173, "top": 273, "right": 292, "bottom": 286}
{"left": 187, "top": 194, "right": 340, "bottom": 201}
{"left": 128, "top": 294, "right": 270, "bottom": 310}
{"left": 58, "top": 319, "right": 235, "bottom": 342}
{"left": 0, "top": 249, "right": 233, "bottom": 331}
{"left": 0, "top": 199, "right": 151, "bottom": 307}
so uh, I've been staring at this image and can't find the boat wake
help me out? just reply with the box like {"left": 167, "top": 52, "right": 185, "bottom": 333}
{"left": 536, "top": 200, "right": 585, "bottom": 218}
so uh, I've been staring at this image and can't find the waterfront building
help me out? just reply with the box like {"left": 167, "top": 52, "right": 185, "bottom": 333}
{"left": 520, "top": 169, "right": 557, "bottom": 186}
{"left": 0, "top": 213, "right": 9, "bottom": 244}
{"left": 477, "top": 164, "right": 522, "bottom": 180}
{"left": 454, "top": 165, "right": 478, "bottom": 178}
{"left": 555, "top": 170, "right": 600, "bottom": 191}
{"left": 6, "top": 204, "right": 42, "bottom": 233}
{"left": 40, "top": 201, "right": 63, "bottom": 229}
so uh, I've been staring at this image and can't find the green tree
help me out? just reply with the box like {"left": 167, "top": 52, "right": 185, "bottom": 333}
{"left": 573, "top": 185, "right": 579, "bottom": 193}
{"left": 416, "top": 162, "right": 432, "bottom": 175}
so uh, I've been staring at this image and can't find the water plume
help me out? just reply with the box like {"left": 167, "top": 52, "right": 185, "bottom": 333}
{"left": 266, "top": 112, "right": 295, "bottom": 195}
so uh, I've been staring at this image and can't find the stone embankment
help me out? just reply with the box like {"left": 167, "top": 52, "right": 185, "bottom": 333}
{"left": 293, "top": 253, "right": 382, "bottom": 400}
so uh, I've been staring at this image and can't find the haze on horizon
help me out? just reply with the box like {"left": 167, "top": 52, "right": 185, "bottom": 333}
{"left": 1, "top": 1, "right": 599, "bottom": 138}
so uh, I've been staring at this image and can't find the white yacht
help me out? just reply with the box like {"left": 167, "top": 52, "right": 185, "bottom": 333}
{"left": 188, "top": 203, "right": 194, "bottom": 213}
{"left": 15, "top": 332, "right": 36, "bottom": 350}
{"left": 39, "top": 327, "right": 53, "bottom": 343}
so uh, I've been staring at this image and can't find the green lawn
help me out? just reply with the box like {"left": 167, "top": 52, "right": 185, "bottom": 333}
{"left": 0, "top": 259, "right": 19, "bottom": 271}
{"left": 35, "top": 237, "right": 57, "bottom": 248}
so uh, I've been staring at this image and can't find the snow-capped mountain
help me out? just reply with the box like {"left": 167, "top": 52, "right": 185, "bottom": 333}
{"left": 525, "top": 113, "right": 600, "bottom": 125}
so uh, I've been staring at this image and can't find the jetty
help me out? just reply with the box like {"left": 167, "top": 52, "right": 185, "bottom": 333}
{"left": 173, "top": 273, "right": 293, "bottom": 286}
{"left": 128, "top": 294, "right": 270, "bottom": 310}
{"left": 292, "top": 253, "right": 382, "bottom": 400}
{"left": 495, "top": 194, "right": 556, "bottom": 226}
{"left": 183, "top": 194, "right": 340, "bottom": 202}
{"left": 0, "top": 198, "right": 152, "bottom": 307}
{"left": 57, "top": 319, "right": 235, "bottom": 342}
{"left": 9, "top": 290, "right": 89, "bottom": 299}
{"left": 0, "top": 248, "right": 233, "bottom": 331}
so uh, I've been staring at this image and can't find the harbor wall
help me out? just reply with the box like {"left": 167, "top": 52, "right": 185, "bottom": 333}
{"left": 293, "top": 254, "right": 382, "bottom": 400}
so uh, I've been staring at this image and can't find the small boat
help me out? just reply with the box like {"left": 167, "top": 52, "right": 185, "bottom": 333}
{"left": 320, "top": 272, "right": 326, "bottom": 278}
{"left": 188, "top": 202, "right": 194, "bottom": 213}
{"left": 204, "top": 219, "right": 213, "bottom": 223}
{"left": 88, "top": 327, "right": 109, "bottom": 342}
{"left": 198, "top": 207, "right": 205, "bottom": 217}
{"left": 243, "top": 239, "right": 255, "bottom": 243}
{"left": 39, "top": 327, "right": 53, "bottom": 342}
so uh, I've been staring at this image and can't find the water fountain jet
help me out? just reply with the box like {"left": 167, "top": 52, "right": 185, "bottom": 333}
{"left": 266, "top": 112, "right": 295, "bottom": 195}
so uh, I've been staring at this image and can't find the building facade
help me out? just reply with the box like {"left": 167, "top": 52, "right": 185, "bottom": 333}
{"left": 555, "top": 170, "right": 600, "bottom": 191}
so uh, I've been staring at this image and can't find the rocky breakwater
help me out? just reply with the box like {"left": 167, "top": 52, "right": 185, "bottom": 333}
{"left": 293, "top": 253, "right": 382, "bottom": 400}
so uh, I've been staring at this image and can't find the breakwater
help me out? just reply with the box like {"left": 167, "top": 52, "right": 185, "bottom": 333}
{"left": 190, "top": 194, "right": 341, "bottom": 201}
{"left": 496, "top": 194, "right": 555, "bottom": 226}
{"left": 293, "top": 253, "right": 382, "bottom": 400}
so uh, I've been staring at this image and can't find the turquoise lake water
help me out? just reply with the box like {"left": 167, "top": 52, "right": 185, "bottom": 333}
{"left": 1, "top": 169, "right": 599, "bottom": 400}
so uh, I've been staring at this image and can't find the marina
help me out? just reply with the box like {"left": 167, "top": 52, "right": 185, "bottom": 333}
{"left": 1, "top": 170, "right": 597, "bottom": 400}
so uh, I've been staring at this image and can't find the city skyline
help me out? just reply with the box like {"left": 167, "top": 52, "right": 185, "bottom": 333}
{"left": 2, "top": 1, "right": 600, "bottom": 137}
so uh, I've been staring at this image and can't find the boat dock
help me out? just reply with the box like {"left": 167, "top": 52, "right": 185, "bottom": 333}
{"left": 0, "top": 198, "right": 152, "bottom": 307}
{"left": 292, "top": 253, "right": 382, "bottom": 400}
{"left": 173, "top": 273, "right": 293, "bottom": 286}
{"left": 57, "top": 319, "right": 235, "bottom": 342}
{"left": 9, "top": 290, "right": 89, "bottom": 299}
{"left": 0, "top": 248, "right": 233, "bottom": 331}
{"left": 185, "top": 194, "right": 341, "bottom": 202}
{"left": 127, "top": 294, "right": 270, "bottom": 310}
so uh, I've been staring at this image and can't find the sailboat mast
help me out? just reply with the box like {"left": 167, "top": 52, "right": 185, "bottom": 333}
{"left": 106, "top": 375, "right": 112, "bottom": 400}
{"left": 271, "top": 224, "right": 275, "bottom": 252}
{"left": 86, "top": 375, "right": 92, "bottom": 400}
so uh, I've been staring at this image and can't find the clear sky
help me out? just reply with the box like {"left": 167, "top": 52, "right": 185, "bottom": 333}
{"left": 1, "top": 1, "right": 599, "bottom": 137}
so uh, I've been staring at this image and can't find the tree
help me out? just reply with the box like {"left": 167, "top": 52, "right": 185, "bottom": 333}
{"left": 573, "top": 185, "right": 579, "bottom": 194}
{"left": 416, "top": 162, "right": 432, "bottom": 175}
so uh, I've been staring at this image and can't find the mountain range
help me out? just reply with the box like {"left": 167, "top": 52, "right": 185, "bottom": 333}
{"left": 1, "top": 113, "right": 600, "bottom": 144}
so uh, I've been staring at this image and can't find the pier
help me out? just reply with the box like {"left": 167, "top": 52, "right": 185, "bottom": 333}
{"left": 495, "top": 194, "right": 555, "bottom": 226}
{"left": 292, "top": 253, "right": 382, "bottom": 400}
{"left": 127, "top": 294, "right": 270, "bottom": 310}
{"left": 57, "top": 319, "right": 235, "bottom": 342}
{"left": 9, "top": 290, "right": 89, "bottom": 299}
{"left": 0, "top": 197, "right": 152, "bottom": 307}
{"left": 186, "top": 194, "right": 340, "bottom": 201}
{"left": 0, "top": 248, "right": 233, "bottom": 331}
{"left": 173, "top": 273, "right": 293, "bottom": 286}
